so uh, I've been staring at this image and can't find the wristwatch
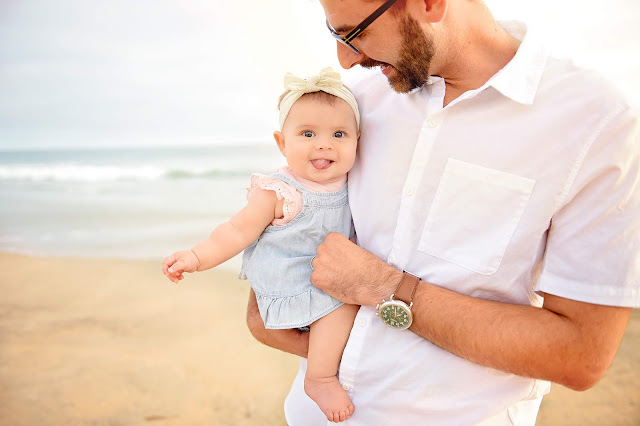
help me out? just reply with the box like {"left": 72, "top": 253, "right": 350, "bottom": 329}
{"left": 376, "top": 271, "right": 421, "bottom": 330}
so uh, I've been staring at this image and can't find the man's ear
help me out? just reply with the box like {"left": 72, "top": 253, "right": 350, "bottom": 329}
{"left": 273, "top": 131, "right": 286, "bottom": 156}
{"left": 411, "top": 0, "right": 447, "bottom": 23}
{"left": 426, "top": 0, "right": 447, "bottom": 23}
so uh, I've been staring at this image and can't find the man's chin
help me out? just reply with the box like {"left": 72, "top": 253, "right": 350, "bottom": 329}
{"left": 387, "top": 74, "right": 419, "bottom": 94}
{"left": 361, "top": 62, "right": 425, "bottom": 93}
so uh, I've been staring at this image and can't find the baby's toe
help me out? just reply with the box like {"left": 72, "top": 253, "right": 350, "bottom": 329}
{"left": 325, "top": 411, "right": 335, "bottom": 423}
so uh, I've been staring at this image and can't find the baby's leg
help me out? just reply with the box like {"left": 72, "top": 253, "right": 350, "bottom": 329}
{"left": 305, "top": 303, "right": 359, "bottom": 423}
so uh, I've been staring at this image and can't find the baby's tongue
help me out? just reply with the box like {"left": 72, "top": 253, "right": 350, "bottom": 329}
{"left": 311, "top": 159, "right": 332, "bottom": 169}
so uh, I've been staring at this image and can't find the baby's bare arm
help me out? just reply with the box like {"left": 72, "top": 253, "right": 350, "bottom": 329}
{"left": 190, "top": 188, "right": 280, "bottom": 271}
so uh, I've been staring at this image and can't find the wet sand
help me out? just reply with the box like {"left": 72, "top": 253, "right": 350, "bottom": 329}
{"left": 1, "top": 253, "right": 638, "bottom": 425}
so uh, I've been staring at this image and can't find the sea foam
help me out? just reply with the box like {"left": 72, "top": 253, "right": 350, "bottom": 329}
{"left": 0, "top": 164, "right": 251, "bottom": 182}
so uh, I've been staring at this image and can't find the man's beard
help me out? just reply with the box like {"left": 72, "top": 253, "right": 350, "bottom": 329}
{"left": 361, "top": 15, "right": 435, "bottom": 93}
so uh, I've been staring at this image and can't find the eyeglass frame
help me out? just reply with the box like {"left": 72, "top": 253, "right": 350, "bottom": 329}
{"left": 325, "top": 0, "right": 398, "bottom": 55}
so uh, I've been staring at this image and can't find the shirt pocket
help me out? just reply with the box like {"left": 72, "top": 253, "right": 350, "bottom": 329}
{"left": 418, "top": 158, "right": 535, "bottom": 275}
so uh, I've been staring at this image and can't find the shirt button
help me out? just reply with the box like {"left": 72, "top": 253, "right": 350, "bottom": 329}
{"left": 388, "top": 254, "right": 396, "bottom": 264}
{"left": 359, "top": 319, "right": 367, "bottom": 327}
{"left": 427, "top": 118, "right": 438, "bottom": 128}
{"left": 342, "top": 384, "right": 350, "bottom": 391}
{"left": 404, "top": 186, "right": 415, "bottom": 196}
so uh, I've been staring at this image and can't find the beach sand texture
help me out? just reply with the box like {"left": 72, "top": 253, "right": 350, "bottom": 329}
{"left": 1, "top": 253, "right": 638, "bottom": 425}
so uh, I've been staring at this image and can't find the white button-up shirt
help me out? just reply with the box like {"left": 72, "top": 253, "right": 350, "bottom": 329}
{"left": 284, "top": 22, "right": 640, "bottom": 425}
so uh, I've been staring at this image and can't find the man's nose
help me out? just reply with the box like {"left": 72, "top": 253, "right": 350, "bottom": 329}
{"left": 336, "top": 42, "right": 363, "bottom": 69}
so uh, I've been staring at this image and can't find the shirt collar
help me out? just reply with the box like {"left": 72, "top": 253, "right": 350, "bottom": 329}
{"left": 487, "top": 21, "right": 549, "bottom": 105}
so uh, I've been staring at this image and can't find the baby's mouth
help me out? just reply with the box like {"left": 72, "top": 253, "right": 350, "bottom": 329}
{"left": 311, "top": 159, "right": 334, "bottom": 170}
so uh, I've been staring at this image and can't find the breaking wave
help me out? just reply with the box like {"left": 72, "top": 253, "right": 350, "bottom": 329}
{"left": 0, "top": 164, "right": 253, "bottom": 182}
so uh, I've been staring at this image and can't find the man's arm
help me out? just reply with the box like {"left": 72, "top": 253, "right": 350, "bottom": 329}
{"left": 411, "top": 281, "right": 630, "bottom": 391}
{"left": 311, "top": 233, "right": 632, "bottom": 391}
{"left": 246, "top": 288, "right": 310, "bottom": 358}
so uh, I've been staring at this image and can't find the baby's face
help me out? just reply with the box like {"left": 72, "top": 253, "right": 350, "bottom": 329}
{"left": 276, "top": 96, "right": 359, "bottom": 184}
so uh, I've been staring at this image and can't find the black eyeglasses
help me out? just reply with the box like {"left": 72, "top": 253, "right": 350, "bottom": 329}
{"left": 326, "top": 0, "right": 398, "bottom": 55}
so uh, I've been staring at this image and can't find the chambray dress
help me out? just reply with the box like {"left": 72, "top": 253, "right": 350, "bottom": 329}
{"left": 239, "top": 172, "right": 351, "bottom": 329}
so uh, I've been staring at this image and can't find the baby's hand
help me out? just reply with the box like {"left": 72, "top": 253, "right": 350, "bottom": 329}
{"left": 162, "top": 250, "right": 200, "bottom": 283}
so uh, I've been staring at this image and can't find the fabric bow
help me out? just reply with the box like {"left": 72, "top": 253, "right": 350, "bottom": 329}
{"left": 283, "top": 68, "right": 344, "bottom": 94}
{"left": 278, "top": 67, "right": 360, "bottom": 130}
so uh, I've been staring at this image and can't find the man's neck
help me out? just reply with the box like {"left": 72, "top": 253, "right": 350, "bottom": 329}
{"left": 436, "top": 10, "right": 521, "bottom": 106}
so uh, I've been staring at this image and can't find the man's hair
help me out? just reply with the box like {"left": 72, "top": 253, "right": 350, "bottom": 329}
{"left": 277, "top": 90, "right": 338, "bottom": 110}
{"left": 365, "top": 0, "right": 406, "bottom": 15}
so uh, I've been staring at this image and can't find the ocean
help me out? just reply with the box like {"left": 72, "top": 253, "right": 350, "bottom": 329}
{"left": 0, "top": 145, "right": 284, "bottom": 270}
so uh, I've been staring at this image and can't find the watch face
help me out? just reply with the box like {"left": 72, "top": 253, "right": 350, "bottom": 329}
{"left": 378, "top": 300, "right": 412, "bottom": 330}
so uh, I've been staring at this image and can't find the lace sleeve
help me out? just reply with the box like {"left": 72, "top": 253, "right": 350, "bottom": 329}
{"left": 246, "top": 174, "right": 303, "bottom": 225}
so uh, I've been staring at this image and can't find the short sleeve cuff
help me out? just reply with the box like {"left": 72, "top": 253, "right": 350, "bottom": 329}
{"left": 535, "top": 272, "right": 640, "bottom": 308}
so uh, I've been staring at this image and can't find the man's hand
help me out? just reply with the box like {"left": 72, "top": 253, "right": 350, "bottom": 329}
{"left": 311, "top": 233, "right": 401, "bottom": 306}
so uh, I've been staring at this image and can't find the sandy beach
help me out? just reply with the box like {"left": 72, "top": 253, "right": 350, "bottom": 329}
{"left": 1, "top": 253, "right": 638, "bottom": 425}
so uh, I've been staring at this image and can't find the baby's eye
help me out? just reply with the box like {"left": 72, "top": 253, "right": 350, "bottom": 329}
{"left": 302, "top": 130, "right": 315, "bottom": 137}
{"left": 333, "top": 131, "right": 345, "bottom": 138}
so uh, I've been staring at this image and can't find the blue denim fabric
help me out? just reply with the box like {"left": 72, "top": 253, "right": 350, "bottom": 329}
{"left": 239, "top": 173, "right": 351, "bottom": 329}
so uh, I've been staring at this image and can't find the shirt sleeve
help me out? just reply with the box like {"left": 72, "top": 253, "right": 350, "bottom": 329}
{"left": 535, "top": 104, "right": 640, "bottom": 307}
{"left": 246, "top": 174, "right": 303, "bottom": 226}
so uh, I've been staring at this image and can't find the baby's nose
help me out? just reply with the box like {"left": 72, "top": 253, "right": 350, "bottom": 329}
{"left": 314, "top": 138, "right": 333, "bottom": 149}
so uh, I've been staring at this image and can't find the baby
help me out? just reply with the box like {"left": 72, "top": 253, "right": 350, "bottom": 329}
{"left": 162, "top": 68, "right": 360, "bottom": 423}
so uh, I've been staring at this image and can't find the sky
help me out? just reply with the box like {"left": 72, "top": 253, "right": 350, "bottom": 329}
{"left": 0, "top": 0, "right": 638, "bottom": 150}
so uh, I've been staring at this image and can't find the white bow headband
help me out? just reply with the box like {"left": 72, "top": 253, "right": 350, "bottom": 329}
{"left": 278, "top": 67, "right": 360, "bottom": 130}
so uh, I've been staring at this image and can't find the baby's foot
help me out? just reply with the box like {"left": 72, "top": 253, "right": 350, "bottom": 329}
{"left": 304, "top": 375, "right": 354, "bottom": 423}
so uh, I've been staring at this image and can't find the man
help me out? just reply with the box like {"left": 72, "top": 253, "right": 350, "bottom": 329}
{"left": 247, "top": 0, "right": 639, "bottom": 424}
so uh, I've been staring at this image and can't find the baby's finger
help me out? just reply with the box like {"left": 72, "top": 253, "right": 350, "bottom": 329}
{"left": 167, "top": 259, "right": 184, "bottom": 274}
{"left": 162, "top": 255, "right": 176, "bottom": 275}
{"left": 170, "top": 274, "right": 184, "bottom": 284}
{"left": 163, "top": 266, "right": 175, "bottom": 278}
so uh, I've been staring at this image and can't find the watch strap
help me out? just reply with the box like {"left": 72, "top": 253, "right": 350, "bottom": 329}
{"left": 393, "top": 271, "right": 421, "bottom": 305}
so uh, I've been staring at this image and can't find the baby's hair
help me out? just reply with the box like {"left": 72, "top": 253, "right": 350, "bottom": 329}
{"left": 277, "top": 90, "right": 338, "bottom": 110}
